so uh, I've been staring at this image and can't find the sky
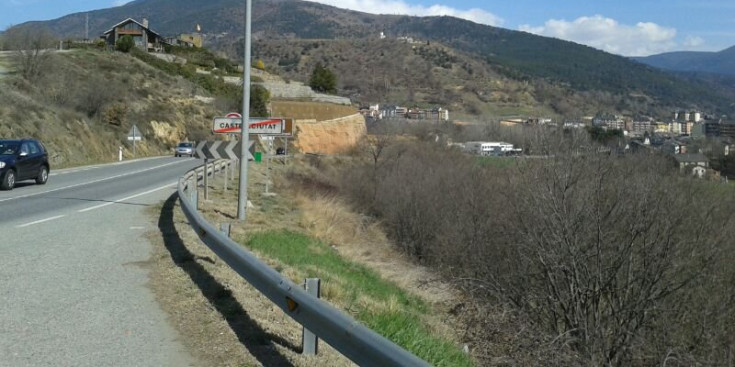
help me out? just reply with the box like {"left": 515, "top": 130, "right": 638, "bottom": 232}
{"left": 1, "top": 0, "right": 733, "bottom": 56}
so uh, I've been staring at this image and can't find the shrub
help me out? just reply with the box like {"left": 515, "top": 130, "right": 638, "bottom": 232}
{"left": 115, "top": 35, "right": 134, "bottom": 53}
{"left": 333, "top": 135, "right": 735, "bottom": 365}
{"left": 102, "top": 102, "right": 128, "bottom": 126}
{"left": 253, "top": 59, "right": 266, "bottom": 70}
{"left": 308, "top": 63, "right": 337, "bottom": 94}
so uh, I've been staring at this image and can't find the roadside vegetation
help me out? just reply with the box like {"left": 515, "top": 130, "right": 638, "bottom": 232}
{"left": 156, "top": 158, "right": 474, "bottom": 366}
{"left": 0, "top": 28, "right": 272, "bottom": 166}
{"left": 287, "top": 121, "right": 735, "bottom": 365}
{"left": 243, "top": 230, "right": 472, "bottom": 366}
{"left": 130, "top": 47, "right": 270, "bottom": 116}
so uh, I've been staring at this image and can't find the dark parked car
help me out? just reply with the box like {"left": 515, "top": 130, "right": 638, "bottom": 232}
{"left": 0, "top": 139, "right": 50, "bottom": 190}
{"left": 175, "top": 142, "right": 194, "bottom": 157}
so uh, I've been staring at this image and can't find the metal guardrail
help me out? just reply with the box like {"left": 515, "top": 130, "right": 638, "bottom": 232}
{"left": 177, "top": 160, "right": 431, "bottom": 367}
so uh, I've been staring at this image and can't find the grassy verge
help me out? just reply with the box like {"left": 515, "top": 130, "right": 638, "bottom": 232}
{"left": 241, "top": 230, "right": 473, "bottom": 367}
{"left": 475, "top": 155, "right": 518, "bottom": 168}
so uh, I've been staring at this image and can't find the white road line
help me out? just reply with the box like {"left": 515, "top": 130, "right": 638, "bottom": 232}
{"left": 47, "top": 156, "right": 167, "bottom": 177}
{"left": 16, "top": 215, "right": 66, "bottom": 228}
{"left": 78, "top": 182, "right": 177, "bottom": 213}
{"left": 0, "top": 160, "right": 188, "bottom": 204}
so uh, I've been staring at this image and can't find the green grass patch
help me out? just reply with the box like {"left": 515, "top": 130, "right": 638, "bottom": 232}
{"left": 476, "top": 156, "right": 517, "bottom": 169}
{"left": 242, "top": 230, "right": 473, "bottom": 367}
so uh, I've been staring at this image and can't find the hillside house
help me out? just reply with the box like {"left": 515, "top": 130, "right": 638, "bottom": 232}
{"left": 673, "top": 110, "right": 702, "bottom": 123}
{"left": 674, "top": 153, "right": 709, "bottom": 170}
{"left": 670, "top": 121, "right": 694, "bottom": 135}
{"left": 358, "top": 104, "right": 380, "bottom": 119}
{"left": 631, "top": 120, "right": 652, "bottom": 136}
{"left": 380, "top": 105, "right": 398, "bottom": 118}
{"left": 102, "top": 18, "right": 168, "bottom": 52}
{"left": 563, "top": 121, "right": 585, "bottom": 129}
{"left": 593, "top": 113, "right": 624, "bottom": 130}
{"left": 178, "top": 33, "right": 203, "bottom": 48}
{"left": 703, "top": 120, "right": 735, "bottom": 139}
{"left": 663, "top": 140, "right": 687, "bottom": 155}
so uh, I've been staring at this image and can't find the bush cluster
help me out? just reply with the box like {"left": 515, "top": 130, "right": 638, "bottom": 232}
{"left": 327, "top": 128, "right": 735, "bottom": 365}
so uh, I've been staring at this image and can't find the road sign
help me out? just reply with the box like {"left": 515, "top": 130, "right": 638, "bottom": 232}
{"left": 127, "top": 124, "right": 142, "bottom": 157}
{"left": 212, "top": 117, "right": 292, "bottom": 135}
{"left": 194, "top": 140, "right": 256, "bottom": 160}
{"left": 127, "top": 125, "right": 142, "bottom": 141}
{"left": 226, "top": 112, "right": 242, "bottom": 118}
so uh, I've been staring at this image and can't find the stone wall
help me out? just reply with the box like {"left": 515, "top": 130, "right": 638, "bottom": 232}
{"left": 221, "top": 68, "right": 352, "bottom": 105}
{"left": 293, "top": 114, "right": 366, "bottom": 154}
{"left": 259, "top": 81, "right": 352, "bottom": 106}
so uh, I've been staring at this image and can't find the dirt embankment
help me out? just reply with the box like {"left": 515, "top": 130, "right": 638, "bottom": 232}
{"left": 269, "top": 100, "right": 365, "bottom": 155}
{"left": 293, "top": 114, "right": 366, "bottom": 154}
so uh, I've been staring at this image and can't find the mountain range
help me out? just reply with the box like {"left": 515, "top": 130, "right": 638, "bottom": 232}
{"left": 8, "top": 0, "right": 735, "bottom": 117}
{"left": 634, "top": 46, "right": 735, "bottom": 76}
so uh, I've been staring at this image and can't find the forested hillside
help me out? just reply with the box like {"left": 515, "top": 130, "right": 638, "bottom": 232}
{"left": 9, "top": 0, "right": 735, "bottom": 117}
{"left": 635, "top": 46, "right": 735, "bottom": 76}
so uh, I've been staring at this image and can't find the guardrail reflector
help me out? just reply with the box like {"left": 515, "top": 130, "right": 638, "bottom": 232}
{"left": 286, "top": 297, "right": 299, "bottom": 312}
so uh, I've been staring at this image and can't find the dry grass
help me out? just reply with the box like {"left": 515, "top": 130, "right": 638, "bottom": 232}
{"left": 0, "top": 49, "right": 222, "bottom": 167}
{"left": 145, "top": 186, "right": 354, "bottom": 366}
{"left": 294, "top": 194, "right": 458, "bottom": 307}
{"left": 144, "top": 157, "right": 471, "bottom": 366}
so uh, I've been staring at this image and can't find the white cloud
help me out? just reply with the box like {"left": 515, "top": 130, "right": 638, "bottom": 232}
{"left": 519, "top": 15, "right": 678, "bottom": 56}
{"left": 310, "top": 0, "right": 503, "bottom": 26}
{"left": 683, "top": 35, "right": 704, "bottom": 47}
{"left": 113, "top": 0, "right": 131, "bottom": 6}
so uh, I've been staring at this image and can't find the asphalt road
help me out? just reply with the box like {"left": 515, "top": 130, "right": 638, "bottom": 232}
{"left": 0, "top": 156, "right": 202, "bottom": 366}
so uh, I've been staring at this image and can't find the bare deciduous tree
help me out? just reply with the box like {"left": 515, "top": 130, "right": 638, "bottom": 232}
{"left": 497, "top": 153, "right": 731, "bottom": 364}
{"left": 331, "top": 134, "right": 735, "bottom": 365}
{"left": 3, "top": 27, "right": 57, "bottom": 81}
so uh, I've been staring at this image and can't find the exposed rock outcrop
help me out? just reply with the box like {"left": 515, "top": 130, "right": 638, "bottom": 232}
{"left": 293, "top": 114, "right": 366, "bottom": 154}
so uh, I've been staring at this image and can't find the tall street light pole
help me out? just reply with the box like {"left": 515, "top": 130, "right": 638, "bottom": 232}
{"left": 237, "top": 0, "right": 253, "bottom": 221}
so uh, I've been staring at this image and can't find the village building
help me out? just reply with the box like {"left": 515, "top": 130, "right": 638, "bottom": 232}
{"left": 101, "top": 18, "right": 168, "bottom": 52}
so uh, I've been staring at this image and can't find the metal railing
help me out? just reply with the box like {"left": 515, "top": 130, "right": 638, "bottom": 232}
{"left": 177, "top": 160, "right": 430, "bottom": 367}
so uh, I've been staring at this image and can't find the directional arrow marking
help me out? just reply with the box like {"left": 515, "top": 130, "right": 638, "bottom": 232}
{"left": 195, "top": 141, "right": 206, "bottom": 159}
{"left": 193, "top": 141, "right": 256, "bottom": 160}
{"left": 210, "top": 141, "right": 222, "bottom": 160}
{"left": 225, "top": 141, "right": 237, "bottom": 159}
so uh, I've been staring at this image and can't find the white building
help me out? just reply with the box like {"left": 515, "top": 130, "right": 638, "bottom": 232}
{"left": 464, "top": 141, "right": 516, "bottom": 156}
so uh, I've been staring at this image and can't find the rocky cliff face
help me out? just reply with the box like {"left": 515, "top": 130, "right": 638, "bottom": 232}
{"left": 293, "top": 114, "right": 366, "bottom": 154}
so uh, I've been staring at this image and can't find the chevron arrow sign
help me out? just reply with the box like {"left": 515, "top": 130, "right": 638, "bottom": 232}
{"left": 193, "top": 141, "right": 255, "bottom": 160}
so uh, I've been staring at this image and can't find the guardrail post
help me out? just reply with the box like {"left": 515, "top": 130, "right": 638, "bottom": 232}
{"left": 265, "top": 153, "right": 270, "bottom": 194}
{"left": 192, "top": 184, "right": 198, "bottom": 210}
{"left": 302, "top": 278, "right": 321, "bottom": 355}
{"left": 188, "top": 176, "right": 195, "bottom": 203}
{"left": 204, "top": 158, "right": 209, "bottom": 201}
{"left": 224, "top": 161, "right": 229, "bottom": 192}
{"left": 231, "top": 158, "right": 237, "bottom": 182}
{"left": 219, "top": 223, "right": 231, "bottom": 238}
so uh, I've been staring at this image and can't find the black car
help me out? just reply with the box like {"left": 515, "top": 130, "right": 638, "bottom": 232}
{"left": 0, "top": 139, "right": 50, "bottom": 190}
